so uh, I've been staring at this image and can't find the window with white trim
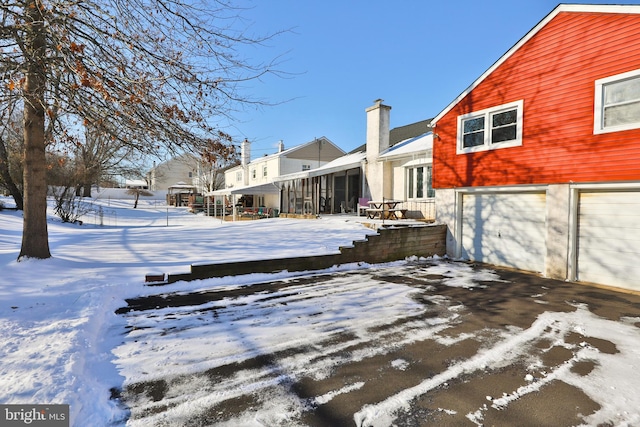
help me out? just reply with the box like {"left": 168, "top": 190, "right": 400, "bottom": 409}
{"left": 457, "top": 100, "right": 523, "bottom": 154}
{"left": 407, "top": 165, "right": 434, "bottom": 199}
{"left": 262, "top": 165, "right": 268, "bottom": 177}
{"left": 594, "top": 68, "right": 640, "bottom": 134}
{"left": 236, "top": 171, "right": 242, "bottom": 182}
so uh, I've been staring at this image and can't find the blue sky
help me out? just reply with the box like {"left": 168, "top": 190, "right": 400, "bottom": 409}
{"left": 222, "top": 1, "right": 640, "bottom": 158}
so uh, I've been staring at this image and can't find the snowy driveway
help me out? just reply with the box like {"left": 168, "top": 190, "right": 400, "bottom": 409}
{"left": 3, "top": 198, "right": 639, "bottom": 426}
{"left": 114, "top": 260, "right": 640, "bottom": 427}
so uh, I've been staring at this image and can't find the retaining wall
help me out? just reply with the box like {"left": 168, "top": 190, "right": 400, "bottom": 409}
{"left": 161, "top": 224, "right": 447, "bottom": 284}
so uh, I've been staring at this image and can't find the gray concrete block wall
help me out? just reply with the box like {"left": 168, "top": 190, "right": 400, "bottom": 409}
{"left": 165, "top": 224, "right": 446, "bottom": 284}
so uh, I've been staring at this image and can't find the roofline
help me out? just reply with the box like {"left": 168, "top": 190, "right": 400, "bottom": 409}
{"left": 431, "top": 3, "right": 640, "bottom": 126}
{"left": 378, "top": 132, "right": 433, "bottom": 161}
{"left": 255, "top": 136, "right": 343, "bottom": 162}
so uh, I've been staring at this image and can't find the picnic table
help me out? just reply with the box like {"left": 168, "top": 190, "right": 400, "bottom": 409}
{"left": 366, "top": 200, "right": 406, "bottom": 220}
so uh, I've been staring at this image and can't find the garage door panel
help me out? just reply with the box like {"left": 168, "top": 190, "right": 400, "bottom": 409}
{"left": 578, "top": 260, "right": 640, "bottom": 288}
{"left": 578, "top": 191, "right": 640, "bottom": 291}
{"left": 462, "top": 193, "right": 546, "bottom": 273}
{"left": 580, "top": 226, "right": 640, "bottom": 241}
{"left": 580, "top": 192, "right": 640, "bottom": 205}
{"left": 578, "top": 209, "right": 640, "bottom": 222}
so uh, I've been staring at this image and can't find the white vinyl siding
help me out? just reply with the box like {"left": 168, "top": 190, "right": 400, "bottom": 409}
{"left": 577, "top": 191, "right": 640, "bottom": 291}
{"left": 461, "top": 192, "right": 546, "bottom": 273}
{"left": 594, "top": 68, "right": 640, "bottom": 134}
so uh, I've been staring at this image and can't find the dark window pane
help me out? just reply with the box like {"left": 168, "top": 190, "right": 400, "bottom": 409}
{"left": 426, "top": 166, "right": 435, "bottom": 198}
{"left": 463, "top": 117, "right": 485, "bottom": 133}
{"left": 416, "top": 167, "right": 424, "bottom": 198}
{"left": 463, "top": 131, "right": 484, "bottom": 147}
{"left": 491, "top": 125, "right": 516, "bottom": 143}
{"left": 492, "top": 109, "right": 517, "bottom": 127}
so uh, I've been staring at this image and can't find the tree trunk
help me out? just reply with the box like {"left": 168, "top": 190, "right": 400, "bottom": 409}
{"left": 19, "top": 0, "right": 51, "bottom": 260}
{"left": 82, "top": 183, "right": 92, "bottom": 198}
{"left": 0, "top": 137, "right": 23, "bottom": 210}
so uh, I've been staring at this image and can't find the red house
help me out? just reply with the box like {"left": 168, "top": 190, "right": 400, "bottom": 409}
{"left": 431, "top": 4, "right": 640, "bottom": 291}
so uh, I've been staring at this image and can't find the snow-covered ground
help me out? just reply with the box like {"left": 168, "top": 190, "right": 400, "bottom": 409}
{"left": 1, "top": 196, "right": 640, "bottom": 426}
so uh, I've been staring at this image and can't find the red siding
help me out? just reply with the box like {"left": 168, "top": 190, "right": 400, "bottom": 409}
{"left": 433, "top": 12, "right": 640, "bottom": 189}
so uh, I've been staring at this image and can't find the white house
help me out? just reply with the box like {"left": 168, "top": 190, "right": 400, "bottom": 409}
{"left": 211, "top": 137, "right": 345, "bottom": 214}
{"left": 147, "top": 153, "right": 198, "bottom": 193}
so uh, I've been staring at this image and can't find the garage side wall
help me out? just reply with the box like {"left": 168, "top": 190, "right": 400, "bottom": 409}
{"left": 435, "top": 188, "right": 459, "bottom": 259}
{"left": 545, "top": 185, "right": 571, "bottom": 280}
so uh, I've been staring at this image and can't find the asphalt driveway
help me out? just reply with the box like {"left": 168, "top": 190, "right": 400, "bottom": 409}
{"left": 115, "top": 259, "right": 640, "bottom": 426}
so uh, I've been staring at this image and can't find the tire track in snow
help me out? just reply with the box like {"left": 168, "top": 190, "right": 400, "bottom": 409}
{"left": 116, "top": 266, "right": 463, "bottom": 425}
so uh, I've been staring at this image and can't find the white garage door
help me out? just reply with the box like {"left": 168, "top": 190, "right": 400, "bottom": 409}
{"left": 462, "top": 192, "right": 546, "bottom": 273}
{"left": 577, "top": 191, "right": 640, "bottom": 291}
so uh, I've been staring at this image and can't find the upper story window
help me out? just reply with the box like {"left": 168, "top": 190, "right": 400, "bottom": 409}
{"left": 262, "top": 165, "right": 268, "bottom": 177}
{"left": 594, "top": 68, "right": 640, "bottom": 134}
{"left": 251, "top": 169, "right": 256, "bottom": 179}
{"left": 457, "top": 100, "right": 523, "bottom": 154}
{"left": 236, "top": 171, "right": 242, "bottom": 182}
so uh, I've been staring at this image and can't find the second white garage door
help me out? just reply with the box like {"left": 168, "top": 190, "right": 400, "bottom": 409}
{"left": 577, "top": 191, "right": 640, "bottom": 291}
{"left": 461, "top": 192, "right": 547, "bottom": 273}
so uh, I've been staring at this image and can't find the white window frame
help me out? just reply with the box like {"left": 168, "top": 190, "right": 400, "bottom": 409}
{"left": 456, "top": 100, "right": 524, "bottom": 154}
{"left": 262, "top": 165, "right": 268, "bottom": 177}
{"left": 406, "top": 165, "right": 434, "bottom": 200}
{"left": 594, "top": 68, "right": 640, "bottom": 134}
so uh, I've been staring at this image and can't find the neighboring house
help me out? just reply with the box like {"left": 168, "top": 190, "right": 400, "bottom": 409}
{"left": 431, "top": 4, "right": 640, "bottom": 291}
{"left": 275, "top": 99, "right": 434, "bottom": 218}
{"left": 147, "top": 153, "right": 198, "bottom": 193}
{"left": 124, "top": 179, "right": 148, "bottom": 189}
{"left": 213, "top": 137, "right": 345, "bottom": 212}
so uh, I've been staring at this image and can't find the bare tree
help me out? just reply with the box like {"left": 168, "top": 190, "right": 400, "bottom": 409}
{"left": 1, "top": 0, "right": 285, "bottom": 260}
{"left": 126, "top": 187, "right": 153, "bottom": 209}
{"left": 74, "top": 124, "right": 142, "bottom": 197}
{"left": 45, "top": 150, "right": 90, "bottom": 223}
{"left": 199, "top": 138, "right": 239, "bottom": 193}
{"left": 0, "top": 106, "right": 24, "bottom": 209}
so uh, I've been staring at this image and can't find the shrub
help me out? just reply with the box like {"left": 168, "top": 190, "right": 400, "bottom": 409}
{"left": 50, "top": 186, "right": 92, "bottom": 223}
